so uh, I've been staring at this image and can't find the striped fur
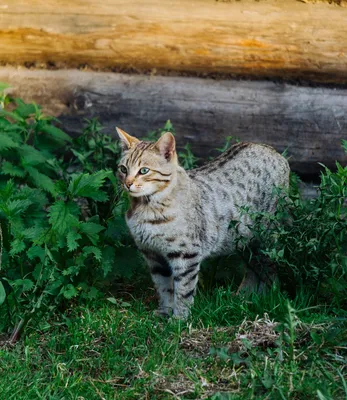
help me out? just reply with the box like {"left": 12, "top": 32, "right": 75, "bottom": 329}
{"left": 116, "top": 129, "right": 290, "bottom": 319}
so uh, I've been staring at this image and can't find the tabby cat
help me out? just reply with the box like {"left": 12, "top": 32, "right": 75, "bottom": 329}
{"left": 116, "top": 128, "right": 290, "bottom": 319}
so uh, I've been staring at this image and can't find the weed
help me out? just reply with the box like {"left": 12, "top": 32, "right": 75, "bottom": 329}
{"left": 0, "top": 94, "right": 143, "bottom": 340}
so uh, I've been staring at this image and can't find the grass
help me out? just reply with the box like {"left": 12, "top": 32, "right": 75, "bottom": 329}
{"left": 1, "top": 285, "right": 346, "bottom": 400}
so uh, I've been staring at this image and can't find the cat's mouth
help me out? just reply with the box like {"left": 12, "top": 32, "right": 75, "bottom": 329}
{"left": 124, "top": 184, "right": 143, "bottom": 197}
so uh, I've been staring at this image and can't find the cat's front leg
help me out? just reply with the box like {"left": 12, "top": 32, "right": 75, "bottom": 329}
{"left": 170, "top": 258, "right": 201, "bottom": 319}
{"left": 142, "top": 250, "right": 174, "bottom": 317}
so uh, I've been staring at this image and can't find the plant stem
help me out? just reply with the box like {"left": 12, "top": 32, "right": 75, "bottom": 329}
{"left": 9, "top": 318, "right": 28, "bottom": 344}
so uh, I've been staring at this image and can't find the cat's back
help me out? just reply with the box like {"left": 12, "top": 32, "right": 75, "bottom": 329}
{"left": 188, "top": 142, "right": 289, "bottom": 216}
{"left": 189, "top": 142, "right": 289, "bottom": 185}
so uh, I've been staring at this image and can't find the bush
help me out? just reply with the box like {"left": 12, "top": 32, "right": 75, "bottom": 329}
{"left": 246, "top": 144, "right": 347, "bottom": 306}
{"left": 0, "top": 93, "right": 143, "bottom": 339}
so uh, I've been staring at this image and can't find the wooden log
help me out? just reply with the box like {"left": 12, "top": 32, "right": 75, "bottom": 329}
{"left": 0, "top": 67, "right": 346, "bottom": 179}
{"left": 1, "top": 0, "right": 347, "bottom": 84}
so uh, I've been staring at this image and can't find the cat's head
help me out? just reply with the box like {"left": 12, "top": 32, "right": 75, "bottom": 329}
{"left": 116, "top": 127, "right": 178, "bottom": 198}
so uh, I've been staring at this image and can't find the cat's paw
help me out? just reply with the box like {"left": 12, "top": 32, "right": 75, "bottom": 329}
{"left": 154, "top": 307, "right": 172, "bottom": 319}
{"left": 171, "top": 308, "right": 190, "bottom": 321}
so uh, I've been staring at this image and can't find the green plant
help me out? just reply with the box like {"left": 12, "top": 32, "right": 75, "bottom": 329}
{"left": 144, "top": 120, "right": 200, "bottom": 169}
{"left": 178, "top": 143, "right": 200, "bottom": 169}
{"left": 243, "top": 145, "right": 347, "bottom": 305}
{"left": 0, "top": 94, "right": 142, "bottom": 340}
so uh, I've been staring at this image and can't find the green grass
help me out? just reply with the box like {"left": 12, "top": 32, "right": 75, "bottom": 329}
{"left": 1, "top": 286, "right": 346, "bottom": 400}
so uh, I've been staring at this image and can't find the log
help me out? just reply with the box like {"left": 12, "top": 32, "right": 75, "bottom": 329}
{"left": 0, "top": 67, "right": 346, "bottom": 179}
{"left": 1, "top": 0, "right": 347, "bottom": 84}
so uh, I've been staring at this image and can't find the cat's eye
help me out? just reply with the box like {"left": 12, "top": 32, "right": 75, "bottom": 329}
{"left": 139, "top": 167, "right": 150, "bottom": 175}
{"left": 119, "top": 165, "right": 127, "bottom": 174}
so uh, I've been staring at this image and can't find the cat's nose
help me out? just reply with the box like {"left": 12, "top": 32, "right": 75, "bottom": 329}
{"left": 125, "top": 178, "right": 134, "bottom": 189}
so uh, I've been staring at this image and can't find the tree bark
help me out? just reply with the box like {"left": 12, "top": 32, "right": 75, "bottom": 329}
{"left": 1, "top": 0, "right": 347, "bottom": 83}
{"left": 1, "top": 67, "right": 346, "bottom": 179}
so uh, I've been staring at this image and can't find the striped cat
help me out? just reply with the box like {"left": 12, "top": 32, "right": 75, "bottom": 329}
{"left": 116, "top": 127, "right": 290, "bottom": 319}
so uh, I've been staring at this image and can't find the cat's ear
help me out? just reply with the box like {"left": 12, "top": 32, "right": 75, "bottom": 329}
{"left": 155, "top": 132, "right": 176, "bottom": 161}
{"left": 116, "top": 127, "right": 140, "bottom": 150}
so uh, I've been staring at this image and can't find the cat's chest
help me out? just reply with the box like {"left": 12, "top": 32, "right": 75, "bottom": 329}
{"left": 126, "top": 204, "right": 180, "bottom": 249}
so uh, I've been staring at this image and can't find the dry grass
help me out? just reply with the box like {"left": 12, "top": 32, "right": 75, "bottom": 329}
{"left": 180, "top": 314, "right": 278, "bottom": 359}
{"left": 153, "top": 314, "right": 281, "bottom": 398}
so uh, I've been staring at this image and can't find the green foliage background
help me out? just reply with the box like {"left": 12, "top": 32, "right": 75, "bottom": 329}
{"left": 0, "top": 92, "right": 140, "bottom": 336}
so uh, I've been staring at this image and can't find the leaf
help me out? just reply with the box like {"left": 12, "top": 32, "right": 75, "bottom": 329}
{"left": 71, "top": 148, "right": 93, "bottom": 164}
{"left": 107, "top": 297, "right": 118, "bottom": 305}
{"left": 0, "top": 281, "right": 6, "bottom": 306}
{"left": 0, "top": 132, "right": 20, "bottom": 151}
{"left": 62, "top": 284, "right": 78, "bottom": 299}
{"left": 62, "top": 265, "right": 81, "bottom": 276}
{"left": 342, "top": 139, "right": 347, "bottom": 154}
{"left": 310, "top": 331, "right": 323, "bottom": 346}
{"left": 79, "top": 222, "right": 105, "bottom": 245}
{"left": 66, "top": 231, "right": 82, "bottom": 252}
{"left": 2, "top": 198, "right": 33, "bottom": 218}
{"left": 86, "top": 286, "right": 99, "bottom": 299}
{"left": 102, "top": 246, "right": 115, "bottom": 277}
{"left": 0, "top": 118, "right": 11, "bottom": 129}
{"left": 261, "top": 373, "right": 274, "bottom": 389}
{"left": 317, "top": 390, "right": 330, "bottom": 400}
{"left": 0, "top": 110, "right": 24, "bottom": 122}
{"left": 14, "top": 279, "right": 34, "bottom": 292}
{"left": 68, "top": 170, "right": 111, "bottom": 202}
{"left": 83, "top": 246, "right": 102, "bottom": 261}
{"left": 22, "top": 226, "right": 46, "bottom": 241}
{"left": 9, "top": 239, "right": 26, "bottom": 256}
{"left": 19, "top": 144, "right": 48, "bottom": 166}
{"left": 27, "top": 246, "right": 45, "bottom": 262}
{"left": 15, "top": 186, "right": 48, "bottom": 207}
{"left": 40, "top": 123, "right": 72, "bottom": 143}
{"left": 0, "top": 180, "right": 15, "bottom": 201}
{"left": 1, "top": 161, "right": 26, "bottom": 178}
{"left": 25, "top": 166, "right": 57, "bottom": 196}
{"left": 14, "top": 99, "right": 36, "bottom": 118}
{"left": 48, "top": 200, "right": 80, "bottom": 235}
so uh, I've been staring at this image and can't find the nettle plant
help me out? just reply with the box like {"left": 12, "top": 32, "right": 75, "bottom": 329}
{"left": 247, "top": 143, "right": 347, "bottom": 306}
{"left": 0, "top": 89, "right": 198, "bottom": 339}
{"left": 0, "top": 90, "right": 144, "bottom": 339}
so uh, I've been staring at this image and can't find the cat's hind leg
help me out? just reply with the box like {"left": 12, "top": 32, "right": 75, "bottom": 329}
{"left": 236, "top": 261, "right": 277, "bottom": 295}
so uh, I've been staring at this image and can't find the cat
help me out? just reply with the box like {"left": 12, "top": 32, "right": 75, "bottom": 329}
{"left": 116, "top": 127, "right": 290, "bottom": 319}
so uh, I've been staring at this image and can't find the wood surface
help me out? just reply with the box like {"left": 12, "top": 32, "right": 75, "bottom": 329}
{"left": 1, "top": 0, "right": 347, "bottom": 83}
{"left": 1, "top": 68, "right": 346, "bottom": 179}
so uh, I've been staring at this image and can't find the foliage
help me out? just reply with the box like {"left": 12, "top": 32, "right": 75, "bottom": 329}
{"left": 0, "top": 94, "right": 143, "bottom": 337}
{"left": 242, "top": 148, "right": 347, "bottom": 306}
